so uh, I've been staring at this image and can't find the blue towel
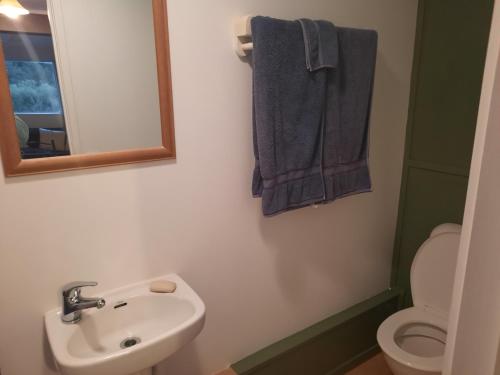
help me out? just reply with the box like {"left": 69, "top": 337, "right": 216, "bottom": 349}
{"left": 298, "top": 19, "right": 339, "bottom": 71}
{"left": 251, "top": 16, "right": 377, "bottom": 216}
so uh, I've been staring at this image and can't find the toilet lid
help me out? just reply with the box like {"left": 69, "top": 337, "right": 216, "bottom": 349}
{"left": 411, "top": 232, "right": 461, "bottom": 316}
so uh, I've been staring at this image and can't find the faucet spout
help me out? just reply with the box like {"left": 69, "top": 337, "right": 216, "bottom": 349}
{"left": 73, "top": 297, "right": 106, "bottom": 311}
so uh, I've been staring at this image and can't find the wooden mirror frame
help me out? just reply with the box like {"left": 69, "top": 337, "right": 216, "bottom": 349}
{"left": 0, "top": 0, "right": 175, "bottom": 177}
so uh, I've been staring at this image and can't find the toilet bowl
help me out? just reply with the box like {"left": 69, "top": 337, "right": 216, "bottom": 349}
{"left": 377, "top": 223, "right": 461, "bottom": 375}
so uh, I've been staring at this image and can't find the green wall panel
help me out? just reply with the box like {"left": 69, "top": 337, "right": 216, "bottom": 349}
{"left": 394, "top": 167, "right": 468, "bottom": 297}
{"left": 392, "top": 0, "right": 494, "bottom": 303}
{"left": 232, "top": 290, "right": 401, "bottom": 375}
{"left": 410, "top": 0, "right": 494, "bottom": 170}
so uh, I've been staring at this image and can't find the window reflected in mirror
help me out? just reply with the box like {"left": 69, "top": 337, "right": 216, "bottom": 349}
{"left": 0, "top": 7, "right": 69, "bottom": 159}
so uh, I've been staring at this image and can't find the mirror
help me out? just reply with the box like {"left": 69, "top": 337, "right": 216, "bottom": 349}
{"left": 0, "top": 0, "right": 175, "bottom": 176}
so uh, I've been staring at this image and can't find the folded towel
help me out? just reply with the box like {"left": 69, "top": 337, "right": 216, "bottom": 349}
{"left": 298, "top": 19, "right": 339, "bottom": 71}
{"left": 39, "top": 128, "right": 68, "bottom": 151}
{"left": 252, "top": 16, "right": 377, "bottom": 216}
{"left": 251, "top": 16, "right": 328, "bottom": 209}
{"left": 322, "top": 27, "right": 377, "bottom": 204}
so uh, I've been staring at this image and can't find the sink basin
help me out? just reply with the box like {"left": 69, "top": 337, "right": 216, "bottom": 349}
{"left": 45, "top": 274, "right": 206, "bottom": 375}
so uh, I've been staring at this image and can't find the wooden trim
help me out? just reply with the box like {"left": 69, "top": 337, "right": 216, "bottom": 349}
{"left": 231, "top": 289, "right": 401, "bottom": 375}
{"left": 345, "top": 353, "right": 392, "bottom": 375}
{"left": 153, "top": 0, "right": 176, "bottom": 158}
{"left": 0, "top": 0, "right": 175, "bottom": 176}
{"left": 213, "top": 370, "right": 237, "bottom": 375}
{"left": 0, "top": 38, "right": 21, "bottom": 177}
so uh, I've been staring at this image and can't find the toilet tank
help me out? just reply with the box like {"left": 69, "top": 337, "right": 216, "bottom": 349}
{"left": 410, "top": 224, "right": 462, "bottom": 317}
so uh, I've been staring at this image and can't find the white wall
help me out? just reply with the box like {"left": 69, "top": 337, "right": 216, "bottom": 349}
{"left": 0, "top": 1, "right": 417, "bottom": 374}
{"left": 48, "top": 0, "right": 163, "bottom": 154}
{"left": 444, "top": 1, "right": 500, "bottom": 374}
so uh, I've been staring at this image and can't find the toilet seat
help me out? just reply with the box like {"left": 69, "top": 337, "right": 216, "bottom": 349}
{"left": 377, "top": 306, "right": 447, "bottom": 373}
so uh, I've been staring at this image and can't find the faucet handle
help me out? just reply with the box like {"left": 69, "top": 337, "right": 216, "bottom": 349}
{"left": 62, "top": 281, "right": 98, "bottom": 297}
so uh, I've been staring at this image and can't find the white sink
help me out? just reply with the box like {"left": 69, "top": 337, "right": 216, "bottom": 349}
{"left": 45, "top": 274, "right": 206, "bottom": 375}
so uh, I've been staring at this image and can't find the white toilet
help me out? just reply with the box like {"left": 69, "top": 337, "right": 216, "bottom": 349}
{"left": 377, "top": 223, "right": 462, "bottom": 375}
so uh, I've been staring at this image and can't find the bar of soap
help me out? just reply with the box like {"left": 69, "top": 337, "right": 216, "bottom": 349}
{"left": 150, "top": 280, "right": 177, "bottom": 293}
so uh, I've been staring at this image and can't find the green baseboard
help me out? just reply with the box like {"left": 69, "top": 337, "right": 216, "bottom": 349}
{"left": 231, "top": 289, "right": 402, "bottom": 375}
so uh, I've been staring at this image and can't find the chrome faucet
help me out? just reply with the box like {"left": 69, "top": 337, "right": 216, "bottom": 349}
{"left": 61, "top": 281, "right": 106, "bottom": 324}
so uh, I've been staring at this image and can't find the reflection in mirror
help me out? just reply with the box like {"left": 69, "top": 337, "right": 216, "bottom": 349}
{"left": 48, "top": 0, "right": 163, "bottom": 155}
{"left": 0, "top": 4, "right": 69, "bottom": 159}
{"left": 0, "top": 0, "right": 169, "bottom": 166}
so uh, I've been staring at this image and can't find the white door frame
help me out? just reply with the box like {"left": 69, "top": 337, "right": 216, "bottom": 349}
{"left": 444, "top": 1, "right": 500, "bottom": 374}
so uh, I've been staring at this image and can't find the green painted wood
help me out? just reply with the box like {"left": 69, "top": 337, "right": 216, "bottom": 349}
{"left": 231, "top": 289, "right": 401, "bottom": 375}
{"left": 390, "top": 0, "right": 427, "bottom": 287}
{"left": 390, "top": 0, "right": 494, "bottom": 303}
{"left": 407, "top": 159, "right": 469, "bottom": 178}
{"left": 395, "top": 168, "right": 469, "bottom": 301}
{"left": 326, "top": 346, "right": 381, "bottom": 375}
{"left": 409, "top": 0, "right": 493, "bottom": 170}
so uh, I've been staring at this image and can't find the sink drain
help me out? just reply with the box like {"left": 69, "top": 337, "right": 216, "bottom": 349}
{"left": 120, "top": 337, "right": 141, "bottom": 349}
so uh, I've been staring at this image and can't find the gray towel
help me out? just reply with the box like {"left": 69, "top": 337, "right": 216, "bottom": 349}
{"left": 251, "top": 16, "right": 377, "bottom": 216}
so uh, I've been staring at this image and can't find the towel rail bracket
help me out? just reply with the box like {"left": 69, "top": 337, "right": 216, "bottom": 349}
{"left": 234, "top": 15, "right": 254, "bottom": 57}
